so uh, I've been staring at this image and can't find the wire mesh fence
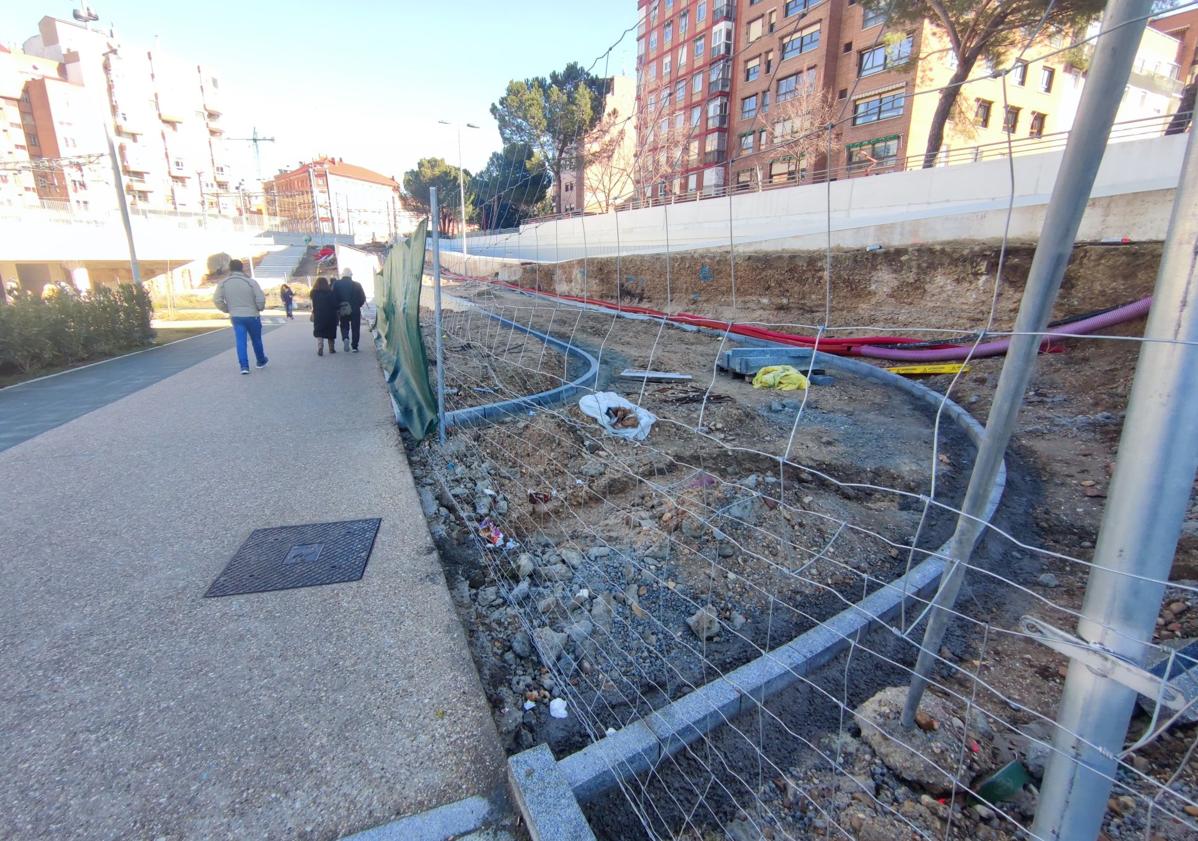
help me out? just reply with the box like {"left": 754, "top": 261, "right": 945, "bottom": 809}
{"left": 382, "top": 2, "right": 1198, "bottom": 839}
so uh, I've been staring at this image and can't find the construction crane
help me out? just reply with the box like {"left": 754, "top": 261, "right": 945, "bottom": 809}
{"left": 224, "top": 127, "right": 276, "bottom": 181}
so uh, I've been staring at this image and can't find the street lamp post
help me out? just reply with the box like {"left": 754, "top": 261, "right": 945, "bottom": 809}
{"left": 438, "top": 120, "right": 479, "bottom": 271}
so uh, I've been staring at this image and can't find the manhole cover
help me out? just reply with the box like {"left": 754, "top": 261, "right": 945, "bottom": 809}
{"left": 205, "top": 518, "right": 381, "bottom": 598}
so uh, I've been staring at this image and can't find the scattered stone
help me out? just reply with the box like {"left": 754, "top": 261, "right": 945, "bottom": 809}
{"left": 686, "top": 605, "right": 721, "bottom": 640}
{"left": 533, "top": 627, "right": 568, "bottom": 663}
{"left": 539, "top": 563, "right": 572, "bottom": 582}
{"left": 591, "top": 596, "right": 614, "bottom": 630}
{"left": 560, "top": 548, "right": 585, "bottom": 569}
{"left": 573, "top": 589, "right": 591, "bottom": 607}
{"left": 509, "top": 579, "right": 530, "bottom": 603}
{"left": 1038, "top": 573, "right": 1059, "bottom": 588}
{"left": 914, "top": 710, "right": 939, "bottom": 732}
{"left": 730, "top": 611, "right": 747, "bottom": 631}
{"left": 581, "top": 461, "right": 605, "bottom": 477}
{"left": 536, "top": 596, "right": 556, "bottom": 614}
{"left": 477, "top": 586, "right": 500, "bottom": 607}
{"left": 515, "top": 553, "right": 535, "bottom": 580}
{"left": 508, "top": 634, "right": 533, "bottom": 663}
{"left": 587, "top": 546, "right": 612, "bottom": 560}
{"left": 473, "top": 494, "right": 492, "bottom": 516}
{"left": 972, "top": 804, "right": 995, "bottom": 822}
{"left": 565, "top": 619, "right": 594, "bottom": 645}
{"left": 855, "top": 687, "right": 971, "bottom": 793}
{"left": 718, "top": 542, "right": 736, "bottom": 558}
{"left": 418, "top": 487, "right": 439, "bottom": 516}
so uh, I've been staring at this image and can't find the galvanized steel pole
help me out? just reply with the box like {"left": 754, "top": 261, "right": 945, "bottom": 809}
{"left": 1032, "top": 113, "right": 1198, "bottom": 841}
{"left": 901, "top": 0, "right": 1154, "bottom": 728}
{"left": 104, "top": 123, "right": 142, "bottom": 286}
{"left": 430, "top": 187, "right": 447, "bottom": 446}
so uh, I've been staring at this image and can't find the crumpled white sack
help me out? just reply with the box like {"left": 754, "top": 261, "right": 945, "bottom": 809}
{"left": 578, "top": 391, "right": 657, "bottom": 441}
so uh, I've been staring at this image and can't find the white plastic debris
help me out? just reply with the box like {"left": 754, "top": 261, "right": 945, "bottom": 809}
{"left": 523, "top": 700, "right": 537, "bottom": 711}
{"left": 549, "top": 697, "right": 568, "bottom": 719}
{"left": 605, "top": 727, "right": 617, "bottom": 736}
{"left": 578, "top": 392, "right": 657, "bottom": 441}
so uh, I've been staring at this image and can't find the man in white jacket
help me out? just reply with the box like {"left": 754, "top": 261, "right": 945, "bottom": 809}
{"left": 213, "top": 260, "right": 269, "bottom": 375}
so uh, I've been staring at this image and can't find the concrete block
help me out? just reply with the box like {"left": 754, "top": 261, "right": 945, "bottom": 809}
{"left": 508, "top": 744, "right": 596, "bottom": 841}
{"left": 644, "top": 677, "right": 742, "bottom": 754}
{"left": 559, "top": 721, "right": 660, "bottom": 801}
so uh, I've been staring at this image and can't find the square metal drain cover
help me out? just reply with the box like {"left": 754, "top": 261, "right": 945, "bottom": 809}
{"left": 205, "top": 518, "right": 381, "bottom": 598}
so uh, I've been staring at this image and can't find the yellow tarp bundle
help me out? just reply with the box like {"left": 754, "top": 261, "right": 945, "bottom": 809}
{"left": 751, "top": 365, "right": 810, "bottom": 391}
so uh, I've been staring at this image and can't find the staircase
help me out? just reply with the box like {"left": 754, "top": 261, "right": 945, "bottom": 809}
{"left": 251, "top": 244, "right": 306, "bottom": 288}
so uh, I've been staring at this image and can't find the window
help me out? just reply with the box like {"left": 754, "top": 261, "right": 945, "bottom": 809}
{"left": 761, "top": 90, "right": 770, "bottom": 113}
{"left": 765, "top": 50, "right": 774, "bottom": 74}
{"left": 768, "top": 9, "right": 777, "bottom": 31}
{"left": 783, "top": 24, "right": 821, "bottom": 60}
{"left": 172, "top": 158, "right": 184, "bottom": 172}
{"left": 649, "top": 93, "right": 657, "bottom": 112}
{"left": 687, "top": 172, "right": 699, "bottom": 192}
{"left": 650, "top": 1, "right": 659, "bottom": 24}
{"left": 695, "top": 35, "right": 705, "bottom": 59}
{"left": 745, "top": 57, "right": 761, "bottom": 82}
{"left": 680, "top": 10, "right": 689, "bottom": 34}
{"left": 675, "top": 111, "right": 685, "bottom": 128}
{"left": 649, "top": 62, "right": 657, "bottom": 80}
{"left": 662, "top": 86, "right": 672, "bottom": 105}
{"left": 678, "top": 44, "right": 687, "bottom": 66}
{"left": 688, "top": 139, "right": 700, "bottom": 163}
{"left": 858, "top": 35, "right": 912, "bottom": 76}
{"left": 1029, "top": 111, "right": 1046, "bottom": 138}
{"left": 691, "top": 105, "right": 702, "bottom": 126}
{"left": 1040, "top": 66, "right": 1055, "bottom": 93}
{"left": 853, "top": 90, "right": 906, "bottom": 125}
{"left": 693, "top": 73, "right": 703, "bottom": 93}
{"left": 843, "top": 41, "right": 852, "bottom": 53}
{"left": 650, "top": 31, "right": 658, "bottom": 51}
{"left": 777, "top": 72, "right": 800, "bottom": 101}
{"left": 676, "top": 80, "right": 687, "bottom": 101}
{"left": 741, "top": 94, "right": 758, "bottom": 119}
{"left": 708, "top": 97, "right": 729, "bottom": 127}
{"left": 1013, "top": 60, "right": 1027, "bottom": 86}
{"left": 769, "top": 157, "right": 798, "bottom": 183}
{"left": 846, "top": 135, "right": 900, "bottom": 171}
{"left": 773, "top": 117, "right": 796, "bottom": 139}
{"left": 974, "top": 99, "right": 992, "bottom": 127}
{"left": 666, "top": 0, "right": 673, "bottom": 8}
{"left": 739, "top": 132, "right": 754, "bottom": 151}
{"left": 663, "top": 55, "right": 672, "bottom": 77}
{"left": 748, "top": 17, "right": 764, "bottom": 43}
{"left": 838, "top": 87, "right": 848, "bottom": 99}
{"left": 709, "top": 60, "right": 731, "bottom": 92}
{"left": 697, "top": 1, "right": 706, "bottom": 22}
{"left": 784, "top": 0, "right": 824, "bottom": 17}
{"left": 862, "top": 5, "right": 887, "bottom": 27}
{"left": 712, "top": 21, "right": 733, "bottom": 56}
{"left": 759, "top": 127, "right": 767, "bottom": 146}
{"left": 664, "top": 21, "right": 673, "bottom": 45}
{"left": 735, "top": 168, "right": 755, "bottom": 188}
{"left": 1002, "top": 105, "right": 1020, "bottom": 133}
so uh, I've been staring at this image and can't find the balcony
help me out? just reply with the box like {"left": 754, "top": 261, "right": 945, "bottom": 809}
{"left": 707, "top": 113, "right": 729, "bottom": 128}
{"left": 712, "top": 4, "right": 734, "bottom": 22}
{"left": 708, "top": 72, "right": 731, "bottom": 93}
{"left": 703, "top": 149, "right": 728, "bottom": 165}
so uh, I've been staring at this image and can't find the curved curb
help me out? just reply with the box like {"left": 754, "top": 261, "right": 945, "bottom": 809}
{"left": 444, "top": 311, "right": 600, "bottom": 430}
{"left": 484, "top": 286, "right": 1007, "bottom": 825}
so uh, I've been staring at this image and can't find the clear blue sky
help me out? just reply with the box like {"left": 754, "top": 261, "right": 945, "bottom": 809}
{"left": 2, "top": 1, "right": 639, "bottom": 183}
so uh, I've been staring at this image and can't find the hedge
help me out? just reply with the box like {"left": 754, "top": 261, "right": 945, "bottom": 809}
{"left": 0, "top": 284, "right": 154, "bottom": 374}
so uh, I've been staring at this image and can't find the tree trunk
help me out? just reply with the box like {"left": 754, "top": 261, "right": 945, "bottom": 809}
{"left": 922, "top": 61, "right": 974, "bottom": 169}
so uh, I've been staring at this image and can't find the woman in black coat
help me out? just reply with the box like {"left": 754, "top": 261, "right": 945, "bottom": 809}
{"left": 310, "top": 277, "right": 339, "bottom": 356}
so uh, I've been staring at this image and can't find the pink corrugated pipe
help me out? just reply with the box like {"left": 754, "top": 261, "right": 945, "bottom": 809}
{"left": 855, "top": 297, "right": 1153, "bottom": 362}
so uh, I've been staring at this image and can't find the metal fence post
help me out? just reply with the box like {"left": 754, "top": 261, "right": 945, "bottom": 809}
{"left": 1032, "top": 112, "right": 1198, "bottom": 841}
{"left": 901, "top": 0, "right": 1154, "bottom": 728}
{"left": 430, "top": 187, "right": 447, "bottom": 446}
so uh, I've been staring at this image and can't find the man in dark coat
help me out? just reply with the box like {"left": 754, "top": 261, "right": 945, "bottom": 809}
{"left": 332, "top": 269, "right": 368, "bottom": 353}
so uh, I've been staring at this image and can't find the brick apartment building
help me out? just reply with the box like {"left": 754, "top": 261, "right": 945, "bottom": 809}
{"left": 0, "top": 14, "right": 242, "bottom": 217}
{"left": 634, "top": 0, "right": 1187, "bottom": 198}
{"left": 263, "top": 158, "right": 412, "bottom": 243}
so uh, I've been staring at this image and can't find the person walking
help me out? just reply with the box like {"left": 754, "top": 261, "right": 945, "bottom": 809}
{"left": 213, "top": 259, "right": 268, "bottom": 375}
{"left": 310, "top": 276, "right": 339, "bottom": 356}
{"left": 280, "top": 283, "right": 296, "bottom": 319}
{"left": 332, "top": 268, "right": 367, "bottom": 353}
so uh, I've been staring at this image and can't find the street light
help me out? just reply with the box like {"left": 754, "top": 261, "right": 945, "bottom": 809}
{"left": 438, "top": 119, "right": 479, "bottom": 266}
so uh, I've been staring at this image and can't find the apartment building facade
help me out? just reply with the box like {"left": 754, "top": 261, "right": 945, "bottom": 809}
{"left": 560, "top": 75, "right": 638, "bottom": 213}
{"left": 263, "top": 158, "right": 407, "bottom": 244}
{"left": 635, "top": 0, "right": 1186, "bottom": 197}
{"left": 3, "top": 14, "right": 243, "bottom": 217}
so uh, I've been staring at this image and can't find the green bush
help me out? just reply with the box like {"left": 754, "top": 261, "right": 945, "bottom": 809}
{"left": 0, "top": 284, "right": 155, "bottom": 374}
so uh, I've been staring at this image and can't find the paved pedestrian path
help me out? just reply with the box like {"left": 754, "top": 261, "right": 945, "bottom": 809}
{"left": 0, "top": 325, "right": 276, "bottom": 453}
{"left": 0, "top": 320, "right": 505, "bottom": 840}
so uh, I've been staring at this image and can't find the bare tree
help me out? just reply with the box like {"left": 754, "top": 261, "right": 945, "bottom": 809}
{"left": 580, "top": 108, "right": 637, "bottom": 213}
{"left": 761, "top": 85, "right": 840, "bottom": 183}
{"left": 631, "top": 119, "right": 699, "bottom": 203}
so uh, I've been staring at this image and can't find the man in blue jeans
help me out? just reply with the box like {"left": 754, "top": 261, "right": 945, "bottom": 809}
{"left": 213, "top": 259, "right": 268, "bottom": 374}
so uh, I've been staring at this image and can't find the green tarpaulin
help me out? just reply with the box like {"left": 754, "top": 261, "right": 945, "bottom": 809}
{"left": 374, "top": 220, "right": 437, "bottom": 440}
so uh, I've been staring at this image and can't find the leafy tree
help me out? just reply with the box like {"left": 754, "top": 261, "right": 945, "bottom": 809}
{"left": 470, "top": 143, "right": 552, "bottom": 230}
{"left": 401, "top": 157, "right": 471, "bottom": 236}
{"left": 490, "top": 62, "right": 605, "bottom": 212}
{"left": 865, "top": 0, "right": 1105, "bottom": 167}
